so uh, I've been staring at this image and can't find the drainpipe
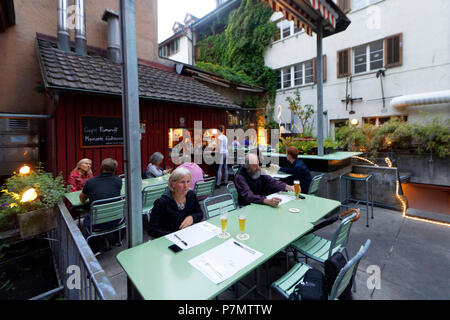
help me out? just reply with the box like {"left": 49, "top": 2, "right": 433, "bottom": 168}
{"left": 74, "top": 0, "right": 87, "bottom": 55}
{"left": 57, "top": 0, "right": 70, "bottom": 52}
{"left": 102, "top": 9, "right": 122, "bottom": 63}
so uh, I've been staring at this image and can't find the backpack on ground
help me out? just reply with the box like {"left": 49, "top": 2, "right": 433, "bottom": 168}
{"left": 324, "top": 251, "right": 353, "bottom": 300}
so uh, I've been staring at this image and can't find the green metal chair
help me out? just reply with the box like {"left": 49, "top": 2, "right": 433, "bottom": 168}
{"left": 194, "top": 177, "right": 216, "bottom": 202}
{"left": 85, "top": 195, "right": 126, "bottom": 249}
{"left": 290, "top": 208, "right": 361, "bottom": 264}
{"left": 232, "top": 165, "right": 240, "bottom": 174}
{"left": 226, "top": 181, "right": 239, "bottom": 208}
{"left": 203, "top": 193, "right": 237, "bottom": 220}
{"left": 270, "top": 239, "right": 371, "bottom": 300}
{"left": 142, "top": 182, "right": 167, "bottom": 223}
{"left": 308, "top": 173, "right": 325, "bottom": 196}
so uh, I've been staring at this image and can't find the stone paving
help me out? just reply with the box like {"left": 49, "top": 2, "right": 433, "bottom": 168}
{"left": 96, "top": 186, "right": 450, "bottom": 300}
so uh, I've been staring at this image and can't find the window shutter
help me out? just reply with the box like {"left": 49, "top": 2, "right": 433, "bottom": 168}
{"left": 337, "top": 0, "right": 351, "bottom": 13}
{"left": 313, "top": 55, "right": 327, "bottom": 83}
{"left": 385, "top": 33, "right": 403, "bottom": 68}
{"left": 337, "top": 48, "right": 351, "bottom": 78}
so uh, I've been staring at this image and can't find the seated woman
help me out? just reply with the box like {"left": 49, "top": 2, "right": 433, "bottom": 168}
{"left": 68, "top": 158, "right": 93, "bottom": 192}
{"left": 148, "top": 167, "right": 203, "bottom": 239}
{"left": 145, "top": 152, "right": 169, "bottom": 178}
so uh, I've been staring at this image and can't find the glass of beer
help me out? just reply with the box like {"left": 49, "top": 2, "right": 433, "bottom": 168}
{"left": 270, "top": 164, "right": 275, "bottom": 175}
{"left": 236, "top": 214, "right": 249, "bottom": 240}
{"left": 294, "top": 180, "right": 300, "bottom": 198}
{"left": 218, "top": 208, "right": 230, "bottom": 239}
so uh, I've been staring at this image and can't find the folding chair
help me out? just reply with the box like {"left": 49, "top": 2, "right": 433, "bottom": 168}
{"left": 289, "top": 208, "right": 361, "bottom": 264}
{"left": 203, "top": 193, "right": 236, "bottom": 220}
{"left": 85, "top": 195, "right": 126, "bottom": 250}
{"left": 194, "top": 177, "right": 216, "bottom": 203}
{"left": 308, "top": 173, "right": 325, "bottom": 196}
{"left": 142, "top": 182, "right": 167, "bottom": 223}
{"left": 226, "top": 182, "right": 239, "bottom": 208}
{"left": 270, "top": 239, "right": 371, "bottom": 300}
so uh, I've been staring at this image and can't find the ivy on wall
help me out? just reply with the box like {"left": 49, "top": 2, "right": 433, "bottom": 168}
{"left": 196, "top": 0, "right": 278, "bottom": 111}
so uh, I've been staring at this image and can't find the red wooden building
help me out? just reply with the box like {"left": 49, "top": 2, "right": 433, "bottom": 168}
{"left": 35, "top": 34, "right": 240, "bottom": 182}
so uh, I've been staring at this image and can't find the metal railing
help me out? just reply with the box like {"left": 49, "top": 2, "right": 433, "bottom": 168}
{"left": 48, "top": 202, "right": 119, "bottom": 300}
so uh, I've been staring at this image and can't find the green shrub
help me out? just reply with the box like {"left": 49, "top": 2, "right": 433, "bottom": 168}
{"left": 0, "top": 164, "right": 69, "bottom": 232}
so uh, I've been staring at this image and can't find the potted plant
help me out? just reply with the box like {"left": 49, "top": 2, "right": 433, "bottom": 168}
{"left": 0, "top": 164, "right": 69, "bottom": 240}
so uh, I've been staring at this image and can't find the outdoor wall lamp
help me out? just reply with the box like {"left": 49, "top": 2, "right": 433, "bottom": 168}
{"left": 351, "top": 118, "right": 359, "bottom": 126}
{"left": 19, "top": 165, "right": 31, "bottom": 175}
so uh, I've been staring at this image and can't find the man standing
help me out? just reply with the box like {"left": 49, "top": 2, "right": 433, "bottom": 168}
{"left": 235, "top": 153, "right": 295, "bottom": 207}
{"left": 215, "top": 125, "right": 229, "bottom": 188}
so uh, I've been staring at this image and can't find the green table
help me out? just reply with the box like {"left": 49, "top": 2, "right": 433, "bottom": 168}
{"left": 116, "top": 194, "right": 340, "bottom": 300}
{"left": 64, "top": 175, "right": 170, "bottom": 208}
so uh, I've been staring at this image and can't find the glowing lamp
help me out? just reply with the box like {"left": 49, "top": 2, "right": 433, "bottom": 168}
{"left": 21, "top": 188, "right": 38, "bottom": 203}
{"left": 350, "top": 119, "right": 359, "bottom": 126}
{"left": 19, "top": 165, "right": 31, "bottom": 175}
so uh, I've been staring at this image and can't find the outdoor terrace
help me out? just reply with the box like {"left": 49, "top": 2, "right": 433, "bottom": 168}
{"left": 96, "top": 186, "right": 450, "bottom": 300}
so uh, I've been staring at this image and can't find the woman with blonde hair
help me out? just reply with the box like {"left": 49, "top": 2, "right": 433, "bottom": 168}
{"left": 148, "top": 167, "right": 203, "bottom": 239}
{"left": 68, "top": 158, "right": 93, "bottom": 192}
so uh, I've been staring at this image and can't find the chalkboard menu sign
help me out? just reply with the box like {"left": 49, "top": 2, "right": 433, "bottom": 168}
{"left": 81, "top": 116, "right": 123, "bottom": 148}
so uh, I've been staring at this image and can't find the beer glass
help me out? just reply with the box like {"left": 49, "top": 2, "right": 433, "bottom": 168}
{"left": 218, "top": 208, "right": 230, "bottom": 239}
{"left": 270, "top": 164, "right": 275, "bottom": 175}
{"left": 294, "top": 180, "right": 300, "bottom": 198}
{"left": 236, "top": 214, "right": 249, "bottom": 240}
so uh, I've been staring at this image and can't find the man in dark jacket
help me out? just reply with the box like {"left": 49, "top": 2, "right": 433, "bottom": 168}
{"left": 279, "top": 146, "right": 312, "bottom": 194}
{"left": 80, "top": 158, "right": 123, "bottom": 231}
{"left": 234, "top": 153, "right": 295, "bottom": 207}
{"left": 148, "top": 167, "right": 203, "bottom": 238}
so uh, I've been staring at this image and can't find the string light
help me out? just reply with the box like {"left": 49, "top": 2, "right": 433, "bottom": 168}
{"left": 351, "top": 156, "right": 449, "bottom": 227}
{"left": 352, "top": 156, "right": 379, "bottom": 167}
{"left": 385, "top": 157, "right": 449, "bottom": 227}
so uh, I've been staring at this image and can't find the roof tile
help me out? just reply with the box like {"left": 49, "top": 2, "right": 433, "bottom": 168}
{"left": 36, "top": 38, "right": 239, "bottom": 110}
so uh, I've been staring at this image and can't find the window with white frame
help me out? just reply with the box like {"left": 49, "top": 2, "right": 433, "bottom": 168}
{"left": 278, "top": 59, "right": 315, "bottom": 90}
{"left": 159, "top": 45, "right": 168, "bottom": 58}
{"left": 274, "top": 20, "right": 293, "bottom": 41}
{"left": 294, "top": 60, "right": 314, "bottom": 86}
{"left": 353, "top": 39, "right": 383, "bottom": 74}
{"left": 351, "top": 0, "right": 381, "bottom": 11}
{"left": 169, "top": 38, "right": 180, "bottom": 56}
{"left": 283, "top": 67, "right": 292, "bottom": 88}
{"left": 277, "top": 70, "right": 282, "bottom": 89}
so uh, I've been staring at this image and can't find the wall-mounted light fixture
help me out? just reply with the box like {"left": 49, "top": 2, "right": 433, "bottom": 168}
{"left": 350, "top": 118, "right": 359, "bottom": 126}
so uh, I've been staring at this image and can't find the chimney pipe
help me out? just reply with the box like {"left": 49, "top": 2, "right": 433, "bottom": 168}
{"left": 57, "top": 0, "right": 70, "bottom": 51}
{"left": 102, "top": 9, "right": 121, "bottom": 63}
{"left": 75, "top": 0, "right": 87, "bottom": 55}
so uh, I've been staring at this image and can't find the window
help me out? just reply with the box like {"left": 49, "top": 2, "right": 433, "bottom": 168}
{"left": 363, "top": 115, "right": 408, "bottom": 127}
{"left": 283, "top": 67, "right": 291, "bottom": 88}
{"left": 169, "top": 38, "right": 180, "bottom": 56}
{"left": 353, "top": 39, "right": 384, "bottom": 74}
{"left": 293, "top": 60, "right": 314, "bottom": 86}
{"left": 282, "top": 24, "right": 291, "bottom": 38}
{"left": 277, "top": 70, "right": 282, "bottom": 89}
{"left": 159, "top": 45, "right": 168, "bottom": 58}
{"left": 304, "top": 60, "right": 314, "bottom": 84}
{"left": 294, "top": 64, "right": 303, "bottom": 86}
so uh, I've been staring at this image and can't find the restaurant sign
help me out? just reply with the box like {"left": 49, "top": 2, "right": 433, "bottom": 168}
{"left": 80, "top": 115, "right": 123, "bottom": 148}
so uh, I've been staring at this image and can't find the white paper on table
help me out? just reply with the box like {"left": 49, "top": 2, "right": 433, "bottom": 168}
{"left": 189, "top": 239, "right": 263, "bottom": 284}
{"left": 266, "top": 192, "right": 295, "bottom": 206}
{"left": 165, "top": 221, "right": 222, "bottom": 250}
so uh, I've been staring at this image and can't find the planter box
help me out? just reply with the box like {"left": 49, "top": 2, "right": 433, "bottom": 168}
{"left": 16, "top": 207, "right": 56, "bottom": 240}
